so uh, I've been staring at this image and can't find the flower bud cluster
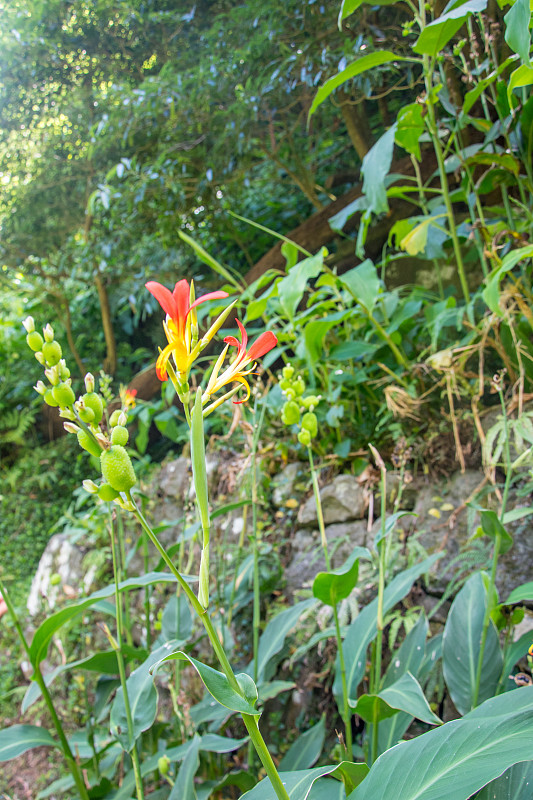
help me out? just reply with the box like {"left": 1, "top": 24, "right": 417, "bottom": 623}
{"left": 278, "top": 364, "right": 321, "bottom": 447}
{"left": 25, "top": 319, "right": 138, "bottom": 505}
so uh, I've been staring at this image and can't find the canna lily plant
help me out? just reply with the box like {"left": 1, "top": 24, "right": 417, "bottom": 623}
{"left": 19, "top": 279, "right": 288, "bottom": 800}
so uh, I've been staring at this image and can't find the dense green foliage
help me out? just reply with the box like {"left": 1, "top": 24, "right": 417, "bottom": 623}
{"left": 2, "top": 0, "right": 533, "bottom": 797}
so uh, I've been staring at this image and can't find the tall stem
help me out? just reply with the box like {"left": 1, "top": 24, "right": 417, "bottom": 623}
{"left": 127, "top": 495, "right": 290, "bottom": 800}
{"left": 368, "top": 454, "right": 387, "bottom": 763}
{"left": 418, "top": 0, "right": 470, "bottom": 304}
{"left": 0, "top": 577, "right": 91, "bottom": 800}
{"left": 109, "top": 515, "right": 145, "bottom": 800}
{"left": 308, "top": 448, "right": 353, "bottom": 758}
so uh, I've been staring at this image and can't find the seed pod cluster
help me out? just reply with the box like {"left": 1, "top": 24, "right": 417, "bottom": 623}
{"left": 26, "top": 319, "right": 137, "bottom": 505}
{"left": 278, "top": 364, "right": 321, "bottom": 448}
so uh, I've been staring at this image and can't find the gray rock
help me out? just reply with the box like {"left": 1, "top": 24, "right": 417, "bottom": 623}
{"left": 272, "top": 462, "right": 306, "bottom": 507}
{"left": 284, "top": 520, "right": 368, "bottom": 593}
{"left": 158, "top": 457, "right": 191, "bottom": 501}
{"left": 27, "top": 533, "right": 86, "bottom": 616}
{"left": 407, "top": 471, "right": 485, "bottom": 594}
{"left": 297, "top": 474, "right": 366, "bottom": 526}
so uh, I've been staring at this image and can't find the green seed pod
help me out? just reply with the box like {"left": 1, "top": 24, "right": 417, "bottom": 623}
{"left": 298, "top": 428, "right": 311, "bottom": 447}
{"left": 42, "top": 340, "right": 62, "bottom": 366}
{"left": 83, "top": 392, "right": 104, "bottom": 424}
{"left": 281, "top": 400, "right": 300, "bottom": 426}
{"left": 26, "top": 331, "right": 44, "bottom": 352}
{"left": 158, "top": 756, "right": 170, "bottom": 776}
{"left": 302, "top": 395, "right": 320, "bottom": 410}
{"left": 282, "top": 364, "right": 295, "bottom": 380}
{"left": 100, "top": 445, "right": 137, "bottom": 493}
{"left": 78, "top": 405, "right": 95, "bottom": 424}
{"left": 109, "top": 409, "right": 122, "bottom": 427}
{"left": 44, "top": 389, "right": 59, "bottom": 407}
{"left": 279, "top": 378, "right": 291, "bottom": 392}
{"left": 293, "top": 376, "right": 306, "bottom": 396}
{"left": 301, "top": 412, "right": 318, "bottom": 438}
{"left": 111, "top": 425, "right": 129, "bottom": 446}
{"left": 77, "top": 429, "right": 102, "bottom": 458}
{"left": 52, "top": 383, "right": 75, "bottom": 407}
{"left": 98, "top": 483, "right": 120, "bottom": 502}
{"left": 50, "top": 573, "right": 61, "bottom": 586}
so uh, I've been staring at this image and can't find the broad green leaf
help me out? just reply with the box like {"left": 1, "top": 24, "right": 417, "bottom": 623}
{"left": 463, "top": 56, "right": 517, "bottom": 113}
{"left": 282, "top": 240, "right": 299, "bottom": 270}
{"left": 0, "top": 725, "right": 59, "bottom": 761}
{"left": 353, "top": 673, "right": 440, "bottom": 725}
{"left": 256, "top": 598, "right": 317, "bottom": 682}
{"left": 178, "top": 230, "right": 242, "bottom": 290}
{"left": 478, "top": 510, "right": 514, "bottom": 555}
{"left": 199, "top": 733, "right": 249, "bottom": 753}
{"left": 413, "top": 0, "right": 488, "bottom": 56}
{"left": 338, "top": 0, "right": 397, "bottom": 25}
{"left": 464, "top": 152, "right": 520, "bottom": 175}
{"left": 482, "top": 245, "right": 533, "bottom": 315}
{"left": 329, "top": 341, "right": 379, "bottom": 361}
{"left": 161, "top": 592, "right": 193, "bottom": 643}
{"left": 374, "top": 512, "right": 416, "bottom": 549}
{"left": 395, "top": 103, "right": 425, "bottom": 160}
{"left": 337, "top": 555, "right": 441, "bottom": 701}
{"left": 197, "top": 771, "right": 256, "bottom": 800}
{"left": 303, "top": 318, "right": 338, "bottom": 368}
{"left": 348, "top": 687, "right": 533, "bottom": 800}
{"left": 258, "top": 680, "right": 296, "bottom": 703}
{"left": 351, "top": 694, "right": 398, "bottom": 724}
{"left": 279, "top": 717, "right": 326, "bottom": 771}
{"left": 313, "top": 547, "right": 371, "bottom": 606}
{"left": 383, "top": 614, "right": 428, "bottom": 689}
{"left": 241, "top": 763, "right": 369, "bottom": 800}
{"left": 399, "top": 216, "right": 446, "bottom": 256}
{"left": 110, "top": 642, "right": 175, "bottom": 751}
{"left": 169, "top": 734, "right": 201, "bottom": 800}
{"left": 502, "top": 506, "right": 533, "bottom": 525}
{"left": 104, "top": 736, "right": 242, "bottom": 800}
{"left": 309, "top": 53, "right": 404, "bottom": 118}
{"left": 477, "top": 759, "right": 533, "bottom": 799}
{"left": 362, "top": 124, "right": 397, "bottom": 214}
{"left": 22, "top": 646, "right": 146, "bottom": 712}
{"left": 308, "top": 779, "right": 346, "bottom": 800}
{"left": 339, "top": 259, "right": 380, "bottom": 312}
{"left": 277, "top": 250, "right": 325, "bottom": 323}
{"left": 328, "top": 196, "right": 368, "bottom": 233}
{"left": 152, "top": 651, "right": 260, "bottom": 716}
{"left": 378, "top": 615, "right": 429, "bottom": 754}
{"left": 376, "top": 672, "right": 441, "bottom": 725}
{"left": 508, "top": 64, "right": 533, "bottom": 106}
{"left": 506, "top": 581, "right": 533, "bottom": 604}
{"left": 504, "top": 0, "right": 531, "bottom": 64}
{"left": 442, "top": 572, "right": 503, "bottom": 715}
{"left": 29, "top": 572, "right": 190, "bottom": 668}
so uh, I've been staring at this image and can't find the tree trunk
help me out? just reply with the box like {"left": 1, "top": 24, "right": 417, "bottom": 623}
{"left": 338, "top": 89, "right": 374, "bottom": 160}
{"left": 94, "top": 271, "right": 117, "bottom": 375}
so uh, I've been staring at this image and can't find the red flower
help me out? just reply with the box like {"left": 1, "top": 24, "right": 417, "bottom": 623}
{"left": 204, "top": 320, "right": 277, "bottom": 403}
{"left": 146, "top": 279, "right": 228, "bottom": 380}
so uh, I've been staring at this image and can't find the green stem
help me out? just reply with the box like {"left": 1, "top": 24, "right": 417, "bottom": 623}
{"left": 472, "top": 533, "right": 501, "bottom": 709}
{"left": 0, "top": 577, "right": 91, "bottom": 800}
{"left": 308, "top": 447, "right": 352, "bottom": 758}
{"left": 127, "top": 494, "right": 290, "bottom": 800}
{"left": 498, "top": 386, "right": 512, "bottom": 520}
{"left": 369, "top": 460, "right": 387, "bottom": 762}
{"left": 109, "top": 516, "right": 145, "bottom": 800}
{"left": 116, "top": 509, "right": 132, "bottom": 646}
{"left": 418, "top": 0, "right": 470, "bottom": 304}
